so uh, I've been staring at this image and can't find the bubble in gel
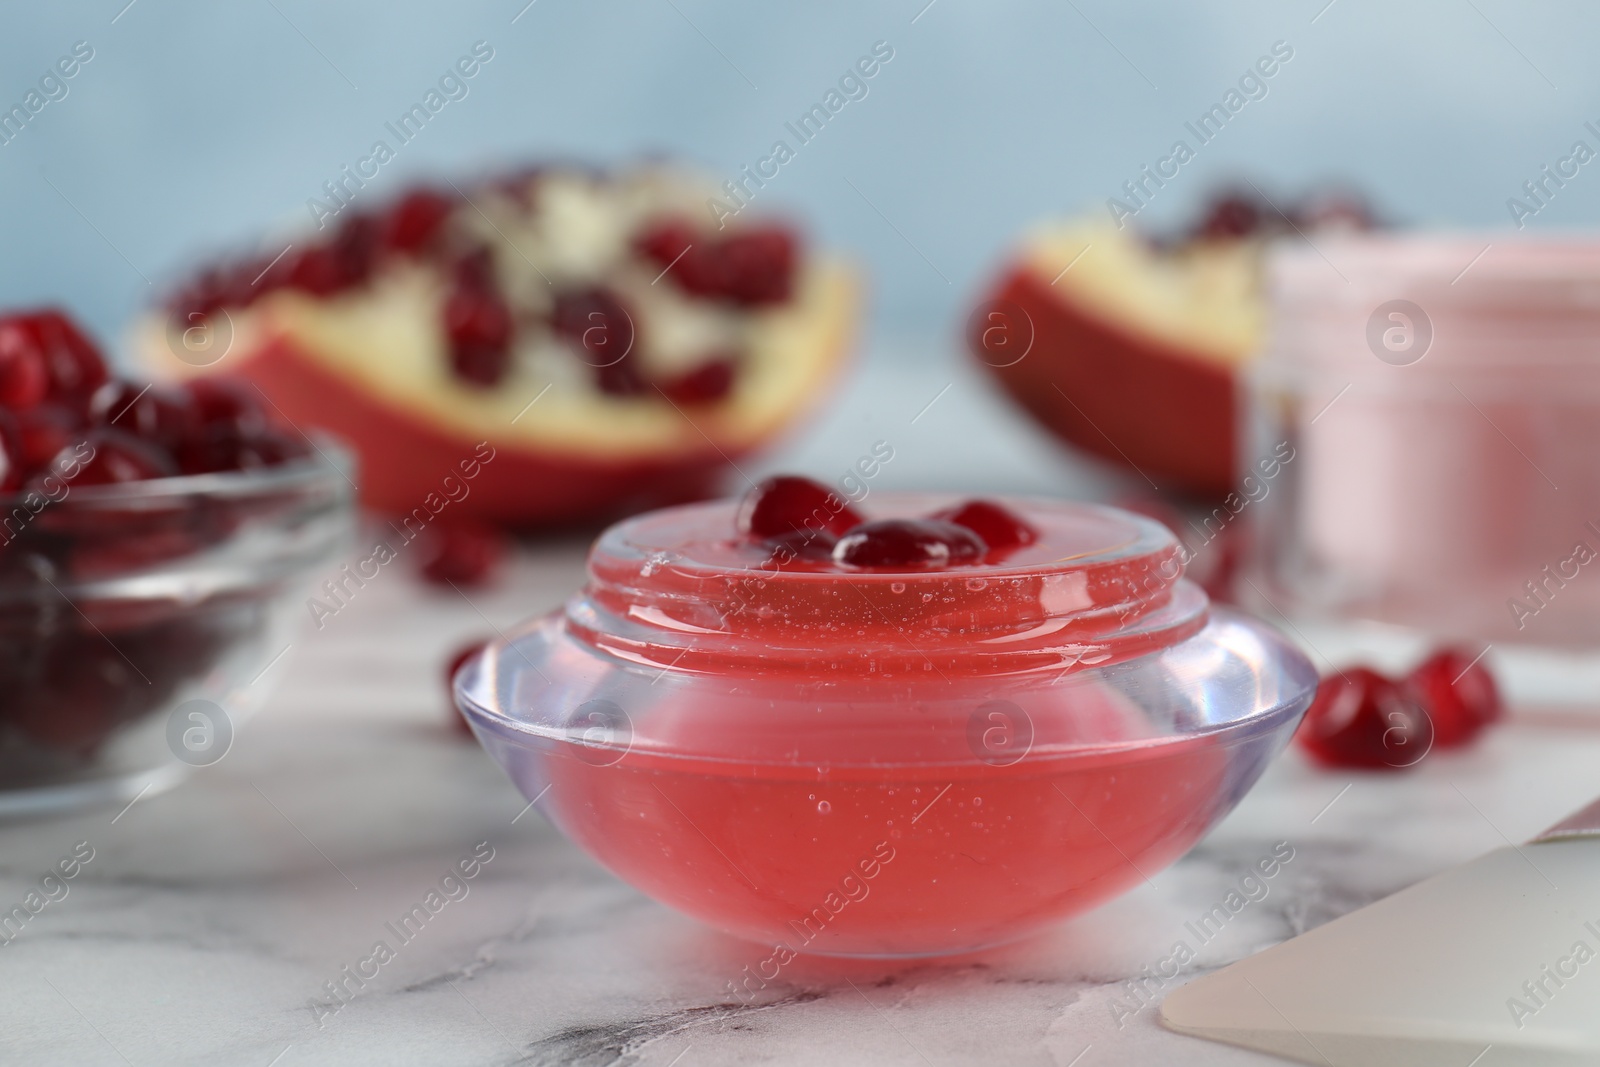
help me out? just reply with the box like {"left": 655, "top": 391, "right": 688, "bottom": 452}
{"left": 966, "top": 578, "right": 988, "bottom": 591}
{"left": 890, "top": 582, "right": 906, "bottom": 594}
{"left": 817, "top": 800, "right": 832, "bottom": 814}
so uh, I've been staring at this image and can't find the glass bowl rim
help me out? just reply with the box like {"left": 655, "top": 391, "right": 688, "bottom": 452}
{"left": 453, "top": 607, "right": 1320, "bottom": 772}
{"left": 0, "top": 433, "right": 356, "bottom": 510}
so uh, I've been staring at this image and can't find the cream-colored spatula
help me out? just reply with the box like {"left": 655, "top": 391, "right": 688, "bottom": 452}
{"left": 1161, "top": 797, "right": 1600, "bottom": 1066}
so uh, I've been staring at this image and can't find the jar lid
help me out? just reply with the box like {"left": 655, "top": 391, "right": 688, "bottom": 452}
{"left": 1266, "top": 233, "right": 1600, "bottom": 383}
{"left": 568, "top": 495, "right": 1206, "bottom": 678}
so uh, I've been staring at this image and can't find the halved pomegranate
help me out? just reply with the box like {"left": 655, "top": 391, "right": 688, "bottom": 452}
{"left": 971, "top": 188, "right": 1375, "bottom": 497}
{"left": 140, "top": 166, "right": 857, "bottom": 528}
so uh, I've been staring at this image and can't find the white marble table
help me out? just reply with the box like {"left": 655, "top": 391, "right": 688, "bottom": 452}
{"left": 5, "top": 355, "right": 1598, "bottom": 1065}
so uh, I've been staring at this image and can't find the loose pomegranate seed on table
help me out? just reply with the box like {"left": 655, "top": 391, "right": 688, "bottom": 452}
{"left": 833, "top": 519, "right": 987, "bottom": 570}
{"left": 737, "top": 475, "right": 861, "bottom": 541}
{"left": 416, "top": 521, "right": 507, "bottom": 587}
{"left": 1402, "top": 648, "right": 1502, "bottom": 748}
{"left": 444, "top": 638, "right": 491, "bottom": 735}
{"left": 1296, "top": 666, "right": 1434, "bottom": 770}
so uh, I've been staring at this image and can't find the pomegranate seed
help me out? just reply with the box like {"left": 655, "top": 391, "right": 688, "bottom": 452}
{"left": 169, "top": 262, "right": 261, "bottom": 318}
{"left": 416, "top": 521, "right": 506, "bottom": 587}
{"left": 18, "top": 310, "right": 109, "bottom": 412}
{"left": 12, "top": 404, "right": 77, "bottom": 474}
{"left": 89, "top": 381, "right": 196, "bottom": 453}
{"left": 286, "top": 215, "right": 378, "bottom": 296}
{"left": 385, "top": 188, "right": 454, "bottom": 254}
{"left": 490, "top": 166, "right": 547, "bottom": 206}
{"left": 55, "top": 428, "right": 176, "bottom": 487}
{"left": 931, "top": 500, "right": 1037, "bottom": 558}
{"left": 637, "top": 221, "right": 797, "bottom": 305}
{"left": 176, "top": 429, "right": 309, "bottom": 475}
{"left": 1296, "top": 667, "right": 1434, "bottom": 770}
{"left": 0, "top": 319, "right": 49, "bottom": 410}
{"left": 285, "top": 246, "right": 348, "bottom": 296}
{"left": 1294, "top": 190, "right": 1375, "bottom": 232}
{"left": 10, "top": 679, "right": 119, "bottom": 756}
{"left": 445, "top": 638, "right": 490, "bottom": 735}
{"left": 737, "top": 476, "right": 861, "bottom": 541}
{"left": 170, "top": 378, "right": 303, "bottom": 473}
{"left": 183, "top": 377, "right": 270, "bottom": 437}
{"left": 634, "top": 217, "right": 697, "bottom": 270}
{"left": 450, "top": 246, "right": 497, "bottom": 290}
{"left": 230, "top": 257, "right": 280, "bottom": 302}
{"left": 1402, "top": 648, "right": 1502, "bottom": 748}
{"left": 551, "top": 289, "right": 634, "bottom": 365}
{"left": 333, "top": 214, "right": 379, "bottom": 282}
{"left": 0, "top": 411, "right": 25, "bottom": 491}
{"left": 638, "top": 220, "right": 727, "bottom": 300}
{"left": 1, "top": 616, "right": 236, "bottom": 760}
{"left": 596, "top": 358, "right": 649, "bottom": 397}
{"left": 168, "top": 274, "right": 228, "bottom": 320}
{"left": 443, "top": 281, "right": 514, "bottom": 388}
{"left": 671, "top": 243, "right": 731, "bottom": 300}
{"left": 717, "top": 227, "right": 797, "bottom": 306}
{"left": 658, "top": 357, "right": 735, "bottom": 405}
{"left": 833, "top": 519, "right": 987, "bottom": 570}
{"left": 1193, "top": 192, "right": 1265, "bottom": 241}
{"left": 551, "top": 289, "right": 643, "bottom": 394}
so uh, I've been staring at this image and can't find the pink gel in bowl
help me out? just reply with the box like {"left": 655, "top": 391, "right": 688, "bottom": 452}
{"left": 456, "top": 495, "right": 1316, "bottom": 957}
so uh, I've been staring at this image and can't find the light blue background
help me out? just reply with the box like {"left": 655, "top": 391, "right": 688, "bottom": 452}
{"left": 1, "top": 0, "right": 1595, "bottom": 361}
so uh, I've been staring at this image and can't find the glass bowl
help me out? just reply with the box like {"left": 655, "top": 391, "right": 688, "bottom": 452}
{"left": 456, "top": 494, "right": 1317, "bottom": 957}
{"left": 0, "top": 441, "right": 354, "bottom": 817}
